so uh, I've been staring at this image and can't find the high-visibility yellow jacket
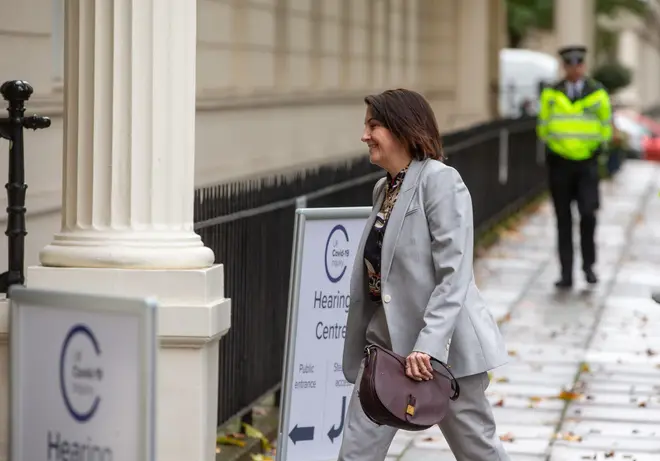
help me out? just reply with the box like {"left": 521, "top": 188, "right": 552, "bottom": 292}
{"left": 537, "top": 78, "right": 613, "bottom": 161}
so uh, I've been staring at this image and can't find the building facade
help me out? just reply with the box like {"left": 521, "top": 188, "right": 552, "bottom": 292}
{"left": 523, "top": 0, "right": 660, "bottom": 110}
{"left": 609, "top": 7, "right": 660, "bottom": 109}
{"left": 0, "top": 0, "right": 505, "bottom": 273}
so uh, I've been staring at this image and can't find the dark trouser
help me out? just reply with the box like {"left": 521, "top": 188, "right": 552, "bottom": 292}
{"left": 546, "top": 151, "right": 600, "bottom": 280}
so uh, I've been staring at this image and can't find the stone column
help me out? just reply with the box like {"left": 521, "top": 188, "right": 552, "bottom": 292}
{"left": 488, "top": 0, "right": 507, "bottom": 118}
{"left": 555, "top": 0, "right": 596, "bottom": 68}
{"left": 617, "top": 28, "right": 641, "bottom": 108}
{"left": 23, "top": 1, "right": 230, "bottom": 461}
{"left": 455, "top": 0, "right": 490, "bottom": 126}
{"left": 39, "top": 0, "right": 213, "bottom": 270}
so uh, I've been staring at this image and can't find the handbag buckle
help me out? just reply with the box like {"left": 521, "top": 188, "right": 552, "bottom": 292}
{"left": 406, "top": 395, "right": 417, "bottom": 417}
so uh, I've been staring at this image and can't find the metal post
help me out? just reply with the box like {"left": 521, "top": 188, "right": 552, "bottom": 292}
{"left": 498, "top": 128, "right": 509, "bottom": 185}
{"left": 0, "top": 80, "right": 51, "bottom": 295}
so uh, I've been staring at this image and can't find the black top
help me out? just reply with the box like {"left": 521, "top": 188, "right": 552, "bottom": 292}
{"left": 364, "top": 166, "right": 408, "bottom": 303}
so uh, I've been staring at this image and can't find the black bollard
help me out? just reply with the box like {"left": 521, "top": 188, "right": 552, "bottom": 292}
{"left": 0, "top": 80, "right": 51, "bottom": 295}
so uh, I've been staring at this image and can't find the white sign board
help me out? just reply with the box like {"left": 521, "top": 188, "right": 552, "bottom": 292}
{"left": 10, "top": 285, "right": 157, "bottom": 461}
{"left": 277, "top": 206, "right": 372, "bottom": 461}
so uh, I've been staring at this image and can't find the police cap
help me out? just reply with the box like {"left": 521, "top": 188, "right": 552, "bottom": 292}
{"left": 558, "top": 45, "right": 587, "bottom": 65}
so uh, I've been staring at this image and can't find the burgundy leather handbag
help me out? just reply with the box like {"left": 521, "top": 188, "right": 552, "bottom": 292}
{"left": 358, "top": 344, "right": 460, "bottom": 431}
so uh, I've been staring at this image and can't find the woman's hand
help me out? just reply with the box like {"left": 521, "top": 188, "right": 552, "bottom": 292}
{"left": 405, "top": 351, "right": 434, "bottom": 381}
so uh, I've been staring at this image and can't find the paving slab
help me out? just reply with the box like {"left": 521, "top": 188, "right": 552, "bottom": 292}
{"left": 553, "top": 433, "right": 660, "bottom": 452}
{"left": 550, "top": 162, "right": 660, "bottom": 460}
{"left": 550, "top": 446, "right": 660, "bottom": 461}
{"left": 479, "top": 288, "right": 522, "bottom": 307}
{"left": 559, "top": 420, "right": 660, "bottom": 437}
{"left": 388, "top": 160, "right": 660, "bottom": 460}
{"left": 581, "top": 362, "right": 660, "bottom": 378}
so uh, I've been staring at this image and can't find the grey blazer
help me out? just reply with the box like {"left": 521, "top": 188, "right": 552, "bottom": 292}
{"left": 342, "top": 158, "right": 509, "bottom": 383}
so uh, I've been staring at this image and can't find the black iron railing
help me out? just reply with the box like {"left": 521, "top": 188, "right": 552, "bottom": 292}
{"left": 194, "top": 115, "right": 547, "bottom": 427}
{"left": 0, "top": 80, "right": 50, "bottom": 294}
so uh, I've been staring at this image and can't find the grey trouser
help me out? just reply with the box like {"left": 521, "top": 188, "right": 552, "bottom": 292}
{"left": 337, "top": 366, "right": 510, "bottom": 461}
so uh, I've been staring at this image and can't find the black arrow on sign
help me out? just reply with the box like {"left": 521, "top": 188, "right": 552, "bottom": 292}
{"left": 289, "top": 424, "right": 315, "bottom": 444}
{"left": 327, "top": 396, "right": 347, "bottom": 443}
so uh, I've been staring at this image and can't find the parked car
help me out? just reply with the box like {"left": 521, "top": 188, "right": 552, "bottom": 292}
{"left": 613, "top": 112, "right": 656, "bottom": 159}
{"left": 643, "top": 136, "right": 660, "bottom": 162}
{"left": 498, "top": 48, "right": 559, "bottom": 118}
{"left": 616, "top": 109, "right": 660, "bottom": 136}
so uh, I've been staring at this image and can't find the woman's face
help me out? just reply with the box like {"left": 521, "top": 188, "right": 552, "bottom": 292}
{"left": 361, "top": 107, "right": 402, "bottom": 168}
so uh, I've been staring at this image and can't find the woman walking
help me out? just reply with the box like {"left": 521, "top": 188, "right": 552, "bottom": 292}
{"left": 338, "top": 89, "right": 511, "bottom": 460}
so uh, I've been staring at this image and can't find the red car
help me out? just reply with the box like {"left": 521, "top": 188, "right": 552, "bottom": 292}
{"left": 616, "top": 110, "right": 660, "bottom": 161}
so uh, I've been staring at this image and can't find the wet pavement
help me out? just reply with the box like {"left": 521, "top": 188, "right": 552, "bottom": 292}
{"left": 388, "top": 160, "right": 660, "bottom": 461}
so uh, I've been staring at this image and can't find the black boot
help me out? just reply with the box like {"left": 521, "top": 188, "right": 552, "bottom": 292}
{"left": 584, "top": 268, "right": 598, "bottom": 285}
{"left": 555, "top": 276, "right": 573, "bottom": 289}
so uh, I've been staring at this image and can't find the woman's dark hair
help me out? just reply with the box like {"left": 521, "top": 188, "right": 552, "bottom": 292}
{"left": 364, "top": 88, "right": 445, "bottom": 161}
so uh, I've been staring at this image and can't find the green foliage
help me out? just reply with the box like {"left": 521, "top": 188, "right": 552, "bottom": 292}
{"left": 595, "top": 27, "right": 620, "bottom": 61}
{"left": 592, "top": 61, "right": 633, "bottom": 93}
{"left": 506, "top": 0, "right": 553, "bottom": 48}
{"left": 596, "top": 0, "right": 649, "bottom": 17}
{"left": 506, "top": 0, "right": 650, "bottom": 48}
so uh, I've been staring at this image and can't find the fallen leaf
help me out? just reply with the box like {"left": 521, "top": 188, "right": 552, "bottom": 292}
{"left": 217, "top": 433, "right": 247, "bottom": 448}
{"left": 495, "top": 376, "right": 510, "bottom": 383}
{"left": 639, "top": 401, "right": 648, "bottom": 407}
{"left": 647, "top": 349, "right": 657, "bottom": 357}
{"left": 497, "top": 313, "right": 512, "bottom": 325}
{"left": 422, "top": 436, "right": 441, "bottom": 442}
{"left": 556, "top": 432, "right": 583, "bottom": 442}
{"left": 251, "top": 456, "right": 274, "bottom": 461}
{"left": 499, "top": 432, "right": 515, "bottom": 442}
{"left": 558, "top": 390, "right": 583, "bottom": 401}
{"left": 580, "top": 362, "right": 591, "bottom": 373}
{"left": 507, "top": 350, "right": 518, "bottom": 357}
{"left": 494, "top": 399, "right": 505, "bottom": 407}
{"left": 604, "top": 451, "right": 615, "bottom": 458}
{"left": 243, "top": 423, "right": 272, "bottom": 452}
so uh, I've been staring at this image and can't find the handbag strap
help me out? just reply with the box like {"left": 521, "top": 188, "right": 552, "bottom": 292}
{"left": 365, "top": 345, "right": 460, "bottom": 401}
{"left": 429, "top": 357, "right": 460, "bottom": 401}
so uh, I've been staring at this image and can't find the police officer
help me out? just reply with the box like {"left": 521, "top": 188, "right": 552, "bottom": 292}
{"left": 537, "top": 45, "right": 613, "bottom": 289}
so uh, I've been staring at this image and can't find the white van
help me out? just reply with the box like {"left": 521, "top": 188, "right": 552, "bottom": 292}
{"left": 499, "top": 48, "right": 560, "bottom": 118}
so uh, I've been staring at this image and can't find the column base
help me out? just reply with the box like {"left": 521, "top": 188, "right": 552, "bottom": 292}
{"left": 39, "top": 231, "right": 215, "bottom": 270}
{"left": 26, "top": 264, "right": 231, "bottom": 461}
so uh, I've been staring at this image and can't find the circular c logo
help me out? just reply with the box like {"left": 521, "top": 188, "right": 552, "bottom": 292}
{"left": 324, "top": 224, "right": 350, "bottom": 283}
{"left": 59, "top": 324, "right": 102, "bottom": 423}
